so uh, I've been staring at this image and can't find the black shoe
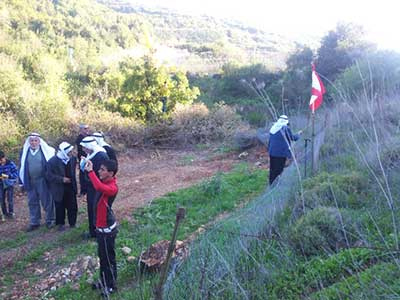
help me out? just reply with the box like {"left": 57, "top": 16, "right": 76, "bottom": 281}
{"left": 26, "top": 224, "right": 40, "bottom": 232}
{"left": 6, "top": 213, "right": 14, "bottom": 219}
{"left": 58, "top": 225, "right": 66, "bottom": 232}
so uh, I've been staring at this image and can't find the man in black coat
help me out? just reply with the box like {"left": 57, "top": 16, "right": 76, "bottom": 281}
{"left": 46, "top": 142, "right": 78, "bottom": 231}
{"left": 92, "top": 132, "right": 118, "bottom": 171}
{"left": 80, "top": 136, "right": 109, "bottom": 238}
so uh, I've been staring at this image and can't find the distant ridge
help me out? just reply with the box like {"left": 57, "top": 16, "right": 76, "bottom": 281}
{"left": 97, "top": 0, "right": 300, "bottom": 72}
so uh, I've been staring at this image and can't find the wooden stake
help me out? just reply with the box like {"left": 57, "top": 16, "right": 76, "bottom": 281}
{"left": 155, "top": 207, "right": 186, "bottom": 300}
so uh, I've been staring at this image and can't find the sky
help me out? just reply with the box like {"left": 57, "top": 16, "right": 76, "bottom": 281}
{"left": 130, "top": 0, "right": 399, "bottom": 51}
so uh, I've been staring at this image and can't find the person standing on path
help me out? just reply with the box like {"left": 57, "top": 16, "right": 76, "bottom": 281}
{"left": 268, "top": 115, "right": 302, "bottom": 185}
{"left": 19, "top": 133, "right": 55, "bottom": 231}
{"left": 46, "top": 142, "right": 78, "bottom": 231}
{"left": 92, "top": 132, "right": 118, "bottom": 170}
{"left": 84, "top": 159, "right": 118, "bottom": 296}
{"left": 80, "top": 136, "right": 109, "bottom": 238}
{"left": 0, "top": 150, "right": 18, "bottom": 219}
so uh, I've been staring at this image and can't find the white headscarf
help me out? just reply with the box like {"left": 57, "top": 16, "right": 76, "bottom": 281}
{"left": 19, "top": 133, "right": 56, "bottom": 184}
{"left": 57, "top": 142, "right": 74, "bottom": 165}
{"left": 80, "top": 136, "right": 106, "bottom": 161}
{"left": 269, "top": 115, "right": 289, "bottom": 134}
{"left": 92, "top": 132, "right": 110, "bottom": 148}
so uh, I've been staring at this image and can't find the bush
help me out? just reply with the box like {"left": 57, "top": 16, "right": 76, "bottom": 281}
{"left": 170, "top": 102, "right": 248, "bottom": 145}
{"left": 298, "top": 171, "right": 369, "bottom": 212}
{"left": 0, "top": 113, "right": 24, "bottom": 160}
{"left": 287, "top": 206, "right": 358, "bottom": 256}
{"left": 74, "top": 105, "right": 144, "bottom": 149}
{"left": 310, "top": 262, "right": 400, "bottom": 299}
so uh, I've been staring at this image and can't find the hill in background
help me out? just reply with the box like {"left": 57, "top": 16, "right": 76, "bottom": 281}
{"left": 97, "top": 0, "right": 299, "bottom": 72}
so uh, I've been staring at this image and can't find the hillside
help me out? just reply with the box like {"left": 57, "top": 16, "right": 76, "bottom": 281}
{"left": 97, "top": 0, "right": 297, "bottom": 72}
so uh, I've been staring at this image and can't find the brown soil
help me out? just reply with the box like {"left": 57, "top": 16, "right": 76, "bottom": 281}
{"left": 0, "top": 146, "right": 268, "bottom": 299}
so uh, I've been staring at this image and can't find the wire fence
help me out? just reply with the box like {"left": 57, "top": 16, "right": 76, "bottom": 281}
{"left": 162, "top": 93, "right": 400, "bottom": 299}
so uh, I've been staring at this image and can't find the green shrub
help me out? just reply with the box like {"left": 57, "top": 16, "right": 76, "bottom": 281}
{"left": 0, "top": 113, "right": 23, "bottom": 159}
{"left": 298, "top": 171, "right": 370, "bottom": 212}
{"left": 310, "top": 262, "right": 400, "bottom": 299}
{"left": 287, "top": 207, "right": 358, "bottom": 256}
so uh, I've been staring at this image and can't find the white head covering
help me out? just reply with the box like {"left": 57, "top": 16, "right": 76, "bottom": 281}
{"left": 269, "top": 115, "right": 289, "bottom": 134}
{"left": 57, "top": 142, "right": 74, "bottom": 165}
{"left": 19, "top": 132, "right": 56, "bottom": 184}
{"left": 92, "top": 132, "right": 110, "bottom": 148}
{"left": 80, "top": 136, "right": 106, "bottom": 160}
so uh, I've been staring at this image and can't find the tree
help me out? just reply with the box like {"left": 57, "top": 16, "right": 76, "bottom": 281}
{"left": 116, "top": 56, "right": 199, "bottom": 122}
{"left": 316, "top": 23, "right": 375, "bottom": 81}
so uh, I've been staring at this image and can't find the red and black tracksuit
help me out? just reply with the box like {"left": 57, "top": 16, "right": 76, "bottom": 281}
{"left": 88, "top": 171, "right": 118, "bottom": 290}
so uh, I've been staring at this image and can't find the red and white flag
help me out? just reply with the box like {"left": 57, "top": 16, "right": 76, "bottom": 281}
{"left": 309, "top": 63, "right": 326, "bottom": 113}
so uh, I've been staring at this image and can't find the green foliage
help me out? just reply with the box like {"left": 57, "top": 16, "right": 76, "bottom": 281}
{"left": 300, "top": 171, "right": 370, "bottom": 210}
{"left": 316, "top": 23, "right": 374, "bottom": 81}
{"left": 333, "top": 51, "right": 400, "bottom": 99}
{"left": 267, "top": 46, "right": 313, "bottom": 113}
{"left": 99, "top": 0, "right": 295, "bottom": 72}
{"left": 114, "top": 56, "right": 199, "bottom": 121}
{"left": 310, "top": 262, "right": 400, "bottom": 299}
{"left": 287, "top": 206, "right": 359, "bottom": 256}
{"left": 264, "top": 247, "right": 378, "bottom": 299}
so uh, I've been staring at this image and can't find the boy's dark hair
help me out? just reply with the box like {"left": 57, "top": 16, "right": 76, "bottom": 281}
{"left": 101, "top": 159, "right": 118, "bottom": 176}
{"left": 0, "top": 150, "right": 4, "bottom": 159}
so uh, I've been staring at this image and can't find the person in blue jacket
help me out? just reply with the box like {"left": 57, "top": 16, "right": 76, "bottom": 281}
{"left": 0, "top": 150, "right": 19, "bottom": 219}
{"left": 268, "top": 115, "right": 301, "bottom": 185}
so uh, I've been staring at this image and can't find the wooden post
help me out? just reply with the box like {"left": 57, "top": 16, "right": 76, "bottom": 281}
{"left": 155, "top": 207, "right": 186, "bottom": 300}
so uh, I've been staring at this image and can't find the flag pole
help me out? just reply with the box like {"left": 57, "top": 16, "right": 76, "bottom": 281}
{"left": 311, "top": 108, "right": 315, "bottom": 175}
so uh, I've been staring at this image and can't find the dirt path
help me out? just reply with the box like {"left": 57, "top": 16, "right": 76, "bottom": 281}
{"left": 0, "top": 146, "right": 268, "bottom": 298}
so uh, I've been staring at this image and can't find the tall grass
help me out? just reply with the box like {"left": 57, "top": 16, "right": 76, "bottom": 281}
{"left": 163, "top": 73, "right": 400, "bottom": 299}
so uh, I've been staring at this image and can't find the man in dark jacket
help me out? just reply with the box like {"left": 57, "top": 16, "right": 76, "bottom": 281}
{"left": 80, "top": 136, "right": 109, "bottom": 238}
{"left": 268, "top": 115, "right": 301, "bottom": 185}
{"left": 84, "top": 159, "right": 118, "bottom": 296}
{"left": 19, "top": 133, "right": 55, "bottom": 231}
{"left": 76, "top": 124, "right": 90, "bottom": 196}
{"left": 46, "top": 142, "right": 78, "bottom": 231}
{"left": 92, "top": 132, "right": 118, "bottom": 170}
{"left": 0, "top": 150, "right": 18, "bottom": 218}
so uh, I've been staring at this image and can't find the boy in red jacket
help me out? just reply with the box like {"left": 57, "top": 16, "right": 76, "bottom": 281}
{"left": 84, "top": 159, "right": 118, "bottom": 296}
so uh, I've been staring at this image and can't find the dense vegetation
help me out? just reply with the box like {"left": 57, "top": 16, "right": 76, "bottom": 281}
{"left": 1, "top": 0, "right": 400, "bottom": 299}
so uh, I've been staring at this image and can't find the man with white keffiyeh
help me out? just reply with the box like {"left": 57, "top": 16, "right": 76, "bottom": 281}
{"left": 46, "top": 142, "right": 78, "bottom": 231}
{"left": 19, "top": 133, "right": 56, "bottom": 231}
{"left": 80, "top": 136, "right": 109, "bottom": 238}
{"left": 92, "top": 132, "right": 118, "bottom": 170}
{"left": 268, "top": 115, "right": 302, "bottom": 185}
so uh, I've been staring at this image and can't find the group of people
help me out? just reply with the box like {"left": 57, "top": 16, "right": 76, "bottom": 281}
{"left": 0, "top": 116, "right": 299, "bottom": 295}
{"left": 0, "top": 124, "right": 119, "bottom": 295}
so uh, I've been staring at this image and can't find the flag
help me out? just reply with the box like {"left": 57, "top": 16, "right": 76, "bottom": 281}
{"left": 309, "top": 63, "right": 326, "bottom": 113}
